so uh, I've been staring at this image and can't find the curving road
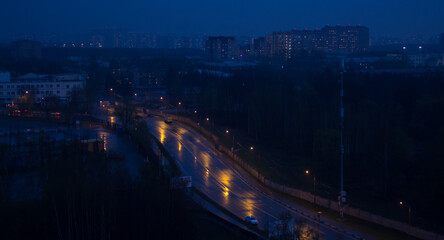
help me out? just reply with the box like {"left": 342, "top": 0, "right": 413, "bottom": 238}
{"left": 145, "top": 116, "right": 377, "bottom": 240}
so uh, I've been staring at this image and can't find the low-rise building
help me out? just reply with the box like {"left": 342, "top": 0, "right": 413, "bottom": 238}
{"left": 0, "top": 73, "right": 85, "bottom": 106}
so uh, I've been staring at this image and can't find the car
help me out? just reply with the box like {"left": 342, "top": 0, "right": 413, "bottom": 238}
{"left": 245, "top": 216, "right": 258, "bottom": 225}
{"left": 164, "top": 116, "right": 172, "bottom": 124}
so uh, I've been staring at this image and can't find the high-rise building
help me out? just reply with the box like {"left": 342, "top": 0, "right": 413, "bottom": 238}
{"left": 253, "top": 37, "right": 266, "bottom": 57}
{"left": 265, "top": 32, "right": 291, "bottom": 59}
{"left": 205, "top": 36, "right": 239, "bottom": 60}
{"left": 264, "top": 25, "right": 369, "bottom": 59}
{"left": 323, "top": 25, "right": 369, "bottom": 52}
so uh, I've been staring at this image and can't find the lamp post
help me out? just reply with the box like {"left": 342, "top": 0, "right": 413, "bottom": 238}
{"left": 399, "top": 201, "right": 412, "bottom": 239}
{"left": 418, "top": 46, "right": 422, "bottom": 68}
{"left": 226, "top": 129, "right": 235, "bottom": 158}
{"left": 305, "top": 170, "right": 317, "bottom": 211}
{"left": 110, "top": 88, "right": 115, "bottom": 100}
{"left": 176, "top": 101, "right": 181, "bottom": 115}
{"left": 402, "top": 46, "right": 407, "bottom": 66}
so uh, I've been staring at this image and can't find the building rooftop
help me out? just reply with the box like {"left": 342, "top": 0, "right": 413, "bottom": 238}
{"left": 17, "top": 73, "right": 48, "bottom": 80}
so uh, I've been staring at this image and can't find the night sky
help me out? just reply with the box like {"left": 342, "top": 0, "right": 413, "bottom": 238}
{"left": 1, "top": 0, "right": 443, "bottom": 40}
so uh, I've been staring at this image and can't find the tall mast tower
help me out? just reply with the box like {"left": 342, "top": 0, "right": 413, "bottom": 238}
{"left": 339, "top": 58, "right": 345, "bottom": 220}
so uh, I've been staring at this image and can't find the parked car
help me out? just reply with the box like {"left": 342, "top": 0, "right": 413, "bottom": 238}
{"left": 245, "top": 216, "right": 258, "bottom": 225}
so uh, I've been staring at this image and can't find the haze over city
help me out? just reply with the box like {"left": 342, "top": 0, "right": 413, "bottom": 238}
{"left": 1, "top": 0, "right": 444, "bottom": 41}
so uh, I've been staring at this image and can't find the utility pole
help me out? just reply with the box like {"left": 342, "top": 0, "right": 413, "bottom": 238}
{"left": 339, "top": 58, "right": 345, "bottom": 220}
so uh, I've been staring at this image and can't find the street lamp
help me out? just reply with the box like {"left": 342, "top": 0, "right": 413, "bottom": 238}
{"left": 305, "top": 170, "right": 317, "bottom": 211}
{"left": 418, "top": 46, "right": 423, "bottom": 68}
{"left": 206, "top": 117, "right": 209, "bottom": 121}
{"left": 402, "top": 47, "right": 407, "bottom": 66}
{"left": 250, "top": 146, "right": 254, "bottom": 150}
{"left": 176, "top": 102, "right": 181, "bottom": 115}
{"left": 226, "top": 129, "right": 235, "bottom": 157}
{"left": 399, "top": 201, "right": 412, "bottom": 239}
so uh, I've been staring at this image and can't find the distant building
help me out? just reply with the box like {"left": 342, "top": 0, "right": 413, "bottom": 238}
{"left": 252, "top": 37, "right": 266, "bottom": 57}
{"left": 265, "top": 25, "right": 369, "bottom": 59}
{"left": 265, "top": 32, "right": 291, "bottom": 60}
{"left": 91, "top": 28, "right": 129, "bottom": 48}
{"left": 322, "top": 25, "right": 369, "bottom": 52}
{"left": 205, "top": 36, "right": 240, "bottom": 60}
{"left": 0, "top": 73, "right": 85, "bottom": 106}
{"left": 11, "top": 40, "right": 42, "bottom": 60}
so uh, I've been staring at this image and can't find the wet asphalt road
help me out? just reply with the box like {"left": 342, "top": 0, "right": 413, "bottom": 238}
{"left": 145, "top": 117, "right": 377, "bottom": 240}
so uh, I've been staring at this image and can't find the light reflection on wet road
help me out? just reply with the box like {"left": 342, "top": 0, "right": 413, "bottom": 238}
{"left": 146, "top": 117, "right": 375, "bottom": 240}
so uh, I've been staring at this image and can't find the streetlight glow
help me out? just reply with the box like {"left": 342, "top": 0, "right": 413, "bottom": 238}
{"left": 226, "top": 130, "right": 229, "bottom": 134}
{"left": 250, "top": 146, "right": 254, "bottom": 150}
{"left": 206, "top": 117, "right": 209, "bottom": 121}
{"left": 305, "top": 170, "right": 309, "bottom": 174}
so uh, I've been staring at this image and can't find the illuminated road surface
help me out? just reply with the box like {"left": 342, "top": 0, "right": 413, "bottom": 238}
{"left": 146, "top": 117, "right": 376, "bottom": 240}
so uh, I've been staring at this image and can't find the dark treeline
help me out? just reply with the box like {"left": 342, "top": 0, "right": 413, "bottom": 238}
{"left": 172, "top": 64, "right": 444, "bottom": 231}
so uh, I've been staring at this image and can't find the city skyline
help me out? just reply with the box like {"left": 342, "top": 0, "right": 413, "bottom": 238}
{"left": 1, "top": 0, "right": 443, "bottom": 43}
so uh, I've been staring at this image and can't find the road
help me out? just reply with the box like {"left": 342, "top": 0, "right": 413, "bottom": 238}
{"left": 145, "top": 116, "right": 377, "bottom": 240}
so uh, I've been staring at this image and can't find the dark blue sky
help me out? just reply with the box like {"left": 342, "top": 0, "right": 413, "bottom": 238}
{"left": 1, "top": 0, "right": 443, "bottom": 40}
